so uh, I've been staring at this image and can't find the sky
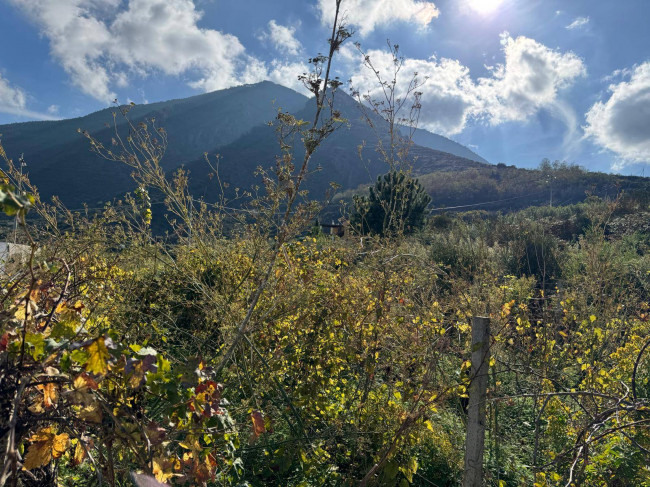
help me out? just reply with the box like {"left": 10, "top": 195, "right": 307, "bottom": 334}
{"left": 0, "top": 0, "right": 649, "bottom": 174}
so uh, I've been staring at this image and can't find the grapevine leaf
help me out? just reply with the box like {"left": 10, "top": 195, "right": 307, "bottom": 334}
{"left": 37, "top": 383, "right": 58, "bottom": 409}
{"left": 22, "top": 428, "right": 69, "bottom": 470}
{"left": 85, "top": 337, "right": 110, "bottom": 375}
{"left": 251, "top": 410, "right": 266, "bottom": 437}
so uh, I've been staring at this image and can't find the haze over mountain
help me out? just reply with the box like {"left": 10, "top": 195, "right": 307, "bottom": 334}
{"left": 0, "top": 81, "right": 490, "bottom": 208}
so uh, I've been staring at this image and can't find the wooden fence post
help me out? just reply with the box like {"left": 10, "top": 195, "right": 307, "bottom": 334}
{"left": 463, "top": 316, "right": 491, "bottom": 487}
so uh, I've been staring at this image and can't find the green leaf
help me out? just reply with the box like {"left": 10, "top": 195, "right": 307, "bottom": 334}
{"left": 25, "top": 333, "right": 45, "bottom": 360}
{"left": 70, "top": 349, "right": 89, "bottom": 365}
{"left": 0, "top": 183, "right": 34, "bottom": 217}
{"left": 50, "top": 316, "right": 80, "bottom": 340}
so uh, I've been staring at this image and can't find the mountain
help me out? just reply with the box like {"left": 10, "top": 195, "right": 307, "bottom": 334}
{"left": 1, "top": 81, "right": 647, "bottom": 216}
{"left": 406, "top": 127, "right": 489, "bottom": 164}
{"left": 0, "top": 82, "right": 490, "bottom": 208}
{"left": 0, "top": 82, "right": 307, "bottom": 207}
{"left": 183, "top": 88, "right": 486, "bottom": 203}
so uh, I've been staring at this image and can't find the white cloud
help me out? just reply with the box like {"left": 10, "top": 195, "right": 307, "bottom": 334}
{"left": 47, "top": 104, "right": 59, "bottom": 115}
{"left": 602, "top": 67, "right": 633, "bottom": 83}
{"left": 585, "top": 63, "right": 650, "bottom": 165}
{"left": 267, "top": 60, "right": 310, "bottom": 95}
{"left": 349, "top": 50, "right": 478, "bottom": 135}
{"left": 261, "top": 20, "right": 302, "bottom": 56}
{"left": 0, "top": 74, "right": 27, "bottom": 112}
{"left": 8, "top": 0, "right": 249, "bottom": 101}
{"left": 0, "top": 73, "right": 57, "bottom": 120}
{"left": 9, "top": 0, "right": 316, "bottom": 101}
{"left": 241, "top": 57, "right": 310, "bottom": 96}
{"left": 348, "top": 34, "right": 585, "bottom": 136}
{"left": 318, "top": 0, "right": 439, "bottom": 37}
{"left": 566, "top": 16, "right": 589, "bottom": 30}
{"left": 476, "top": 34, "right": 586, "bottom": 125}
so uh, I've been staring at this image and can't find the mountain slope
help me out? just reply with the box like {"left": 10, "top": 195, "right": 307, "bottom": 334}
{"left": 0, "top": 82, "right": 308, "bottom": 206}
{"left": 184, "top": 89, "right": 486, "bottom": 203}
{"left": 406, "top": 127, "right": 489, "bottom": 164}
{"left": 0, "top": 82, "right": 490, "bottom": 207}
{"left": 3, "top": 81, "right": 644, "bottom": 217}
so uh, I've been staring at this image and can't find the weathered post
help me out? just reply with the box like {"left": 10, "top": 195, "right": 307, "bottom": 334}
{"left": 463, "top": 316, "right": 491, "bottom": 487}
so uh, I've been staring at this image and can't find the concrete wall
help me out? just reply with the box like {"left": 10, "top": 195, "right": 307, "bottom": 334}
{"left": 0, "top": 242, "right": 30, "bottom": 275}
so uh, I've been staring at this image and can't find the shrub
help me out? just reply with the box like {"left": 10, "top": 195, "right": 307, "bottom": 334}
{"left": 351, "top": 171, "right": 431, "bottom": 236}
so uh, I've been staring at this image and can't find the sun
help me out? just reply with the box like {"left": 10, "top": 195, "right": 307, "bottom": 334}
{"left": 467, "top": 0, "right": 504, "bottom": 14}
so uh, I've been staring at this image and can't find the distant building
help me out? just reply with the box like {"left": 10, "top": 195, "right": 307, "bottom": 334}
{"left": 319, "top": 221, "right": 345, "bottom": 237}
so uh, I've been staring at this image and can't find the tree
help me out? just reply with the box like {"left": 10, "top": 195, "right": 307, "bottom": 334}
{"left": 351, "top": 170, "right": 431, "bottom": 236}
{"left": 351, "top": 41, "right": 427, "bottom": 173}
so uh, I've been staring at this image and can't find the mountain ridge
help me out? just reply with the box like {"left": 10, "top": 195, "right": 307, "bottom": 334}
{"left": 0, "top": 81, "right": 492, "bottom": 207}
{"left": 2, "top": 81, "right": 647, "bottom": 216}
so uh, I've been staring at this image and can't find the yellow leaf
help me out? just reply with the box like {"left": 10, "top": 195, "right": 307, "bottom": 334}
{"left": 70, "top": 373, "right": 99, "bottom": 406}
{"left": 128, "top": 361, "right": 147, "bottom": 389}
{"left": 590, "top": 315, "right": 597, "bottom": 323}
{"left": 73, "top": 373, "right": 99, "bottom": 391}
{"left": 153, "top": 457, "right": 175, "bottom": 483}
{"left": 22, "top": 428, "right": 69, "bottom": 470}
{"left": 28, "top": 400, "right": 45, "bottom": 414}
{"left": 23, "top": 440, "right": 51, "bottom": 471}
{"left": 78, "top": 403, "right": 103, "bottom": 423}
{"left": 52, "top": 433, "right": 69, "bottom": 459}
{"left": 73, "top": 441, "right": 87, "bottom": 466}
{"left": 37, "top": 383, "right": 58, "bottom": 409}
{"left": 85, "top": 337, "right": 110, "bottom": 375}
{"left": 14, "top": 306, "right": 28, "bottom": 321}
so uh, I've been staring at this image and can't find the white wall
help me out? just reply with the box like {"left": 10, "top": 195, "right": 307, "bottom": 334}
{"left": 0, "top": 242, "right": 30, "bottom": 274}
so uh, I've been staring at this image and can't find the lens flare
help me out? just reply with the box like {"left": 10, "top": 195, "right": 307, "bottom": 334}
{"left": 467, "top": 0, "right": 504, "bottom": 14}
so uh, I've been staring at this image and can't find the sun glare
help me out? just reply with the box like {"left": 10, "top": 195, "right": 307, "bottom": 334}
{"left": 467, "top": 0, "right": 504, "bottom": 14}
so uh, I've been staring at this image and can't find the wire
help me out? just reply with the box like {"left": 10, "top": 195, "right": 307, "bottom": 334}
{"left": 427, "top": 190, "right": 547, "bottom": 213}
{"left": 34, "top": 189, "right": 552, "bottom": 218}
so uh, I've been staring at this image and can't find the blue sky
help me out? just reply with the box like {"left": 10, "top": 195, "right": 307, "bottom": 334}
{"left": 0, "top": 0, "right": 649, "bottom": 174}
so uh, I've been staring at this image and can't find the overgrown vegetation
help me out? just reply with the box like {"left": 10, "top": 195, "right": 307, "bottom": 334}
{"left": 1, "top": 8, "right": 650, "bottom": 487}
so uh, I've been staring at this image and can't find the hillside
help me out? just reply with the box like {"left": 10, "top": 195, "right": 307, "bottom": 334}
{"left": 0, "top": 82, "right": 491, "bottom": 208}
{"left": 331, "top": 161, "right": 650, "bottom": 218}
{"left": 0, "top": 82, "right": 308, "bottom": 206}
{"left": 406, "top": 126, "right": 489, "bottom": 164}
{"left": 1, "top": 82, "right": 648, "bottom": 216}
